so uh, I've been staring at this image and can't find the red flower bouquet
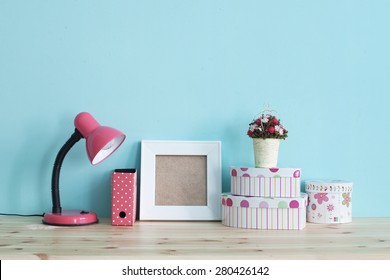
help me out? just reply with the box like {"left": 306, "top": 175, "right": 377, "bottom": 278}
{"left": 247, "top": 114, "right": 288, "bottom": 140}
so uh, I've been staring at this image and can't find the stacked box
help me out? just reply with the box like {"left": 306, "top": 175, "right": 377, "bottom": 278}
{"left": 230, "top": 167, "right": 301, "bottom": 197}
{"left": 222, "top": 167, "right": 307, "bottom": 230}
{"left": 222, "top": 193, "right": 307, "bottom": 230}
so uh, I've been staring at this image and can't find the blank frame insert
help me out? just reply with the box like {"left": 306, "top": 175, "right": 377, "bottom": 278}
{"left": 155, "top": 155, "right": 207, "bottom": 206}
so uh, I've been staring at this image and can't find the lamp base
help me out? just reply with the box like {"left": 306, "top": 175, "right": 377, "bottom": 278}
{"left": 43, "top": 210, "right": 98, "bottom": 226}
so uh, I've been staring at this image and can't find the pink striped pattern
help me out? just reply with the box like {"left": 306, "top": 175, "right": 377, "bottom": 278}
{"left": 231, "top": 176, "right": 300, "bottom": 198}
{"left": 222, "top": 205, "right": 306, "bottom": 230}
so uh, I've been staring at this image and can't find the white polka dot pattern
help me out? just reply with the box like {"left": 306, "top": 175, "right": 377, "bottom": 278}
{"left": 111, "top": 170, "right": 137, "bottom": 226}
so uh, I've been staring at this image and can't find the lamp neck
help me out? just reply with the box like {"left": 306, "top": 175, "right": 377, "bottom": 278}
{"left": 51, "top": 129, "right": 83, "bottom": 214}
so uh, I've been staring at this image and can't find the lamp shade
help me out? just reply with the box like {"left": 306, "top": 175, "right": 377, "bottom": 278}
{"left": 74, "top": 112, "right": 126, "bottom": 165}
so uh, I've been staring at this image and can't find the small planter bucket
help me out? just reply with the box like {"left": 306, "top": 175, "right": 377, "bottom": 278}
{"left": 253, "top": 138, "right": 280, "bottom": 168}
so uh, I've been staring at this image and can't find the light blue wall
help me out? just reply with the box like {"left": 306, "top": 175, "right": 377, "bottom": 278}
{"left": 1, "top": 1, "right": 389, "bottom": 218}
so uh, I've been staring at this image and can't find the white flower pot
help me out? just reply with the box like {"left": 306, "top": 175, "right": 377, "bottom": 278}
{"left": 253, "top": 138, "right": 280, "bottom": 168}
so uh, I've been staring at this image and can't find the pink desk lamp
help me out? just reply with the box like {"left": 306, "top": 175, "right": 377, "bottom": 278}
{"left": 43, "top": 112, "right": 126, "bottom": 226}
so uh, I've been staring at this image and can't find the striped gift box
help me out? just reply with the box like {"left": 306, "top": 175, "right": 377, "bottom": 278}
{"left": 221, "top": 193, "right": 308, "bottom": 230}
{"left": 230, "top": 167, "right": 301, "bottom": 198}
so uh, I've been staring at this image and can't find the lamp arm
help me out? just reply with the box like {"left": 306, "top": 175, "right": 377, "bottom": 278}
{"left": 51, "top": 129, "right": 83, "bottom": 214}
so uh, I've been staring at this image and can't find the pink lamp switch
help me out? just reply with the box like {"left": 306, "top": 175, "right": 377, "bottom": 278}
{"left": 111, "top": 169, "right": 137, "bottom": 226}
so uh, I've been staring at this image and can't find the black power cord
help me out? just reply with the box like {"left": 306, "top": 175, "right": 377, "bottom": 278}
{"left": 0, "top": 213, "right": 44, "bottom": 217}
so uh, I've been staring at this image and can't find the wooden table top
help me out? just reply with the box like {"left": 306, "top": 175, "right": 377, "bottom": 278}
{"left": 1, "top": 216, "right": 389, "bottom": 260}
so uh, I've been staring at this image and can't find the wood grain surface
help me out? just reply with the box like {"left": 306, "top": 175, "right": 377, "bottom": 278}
{"left": 1, "top": 217, "right": 389, "bottom": 260}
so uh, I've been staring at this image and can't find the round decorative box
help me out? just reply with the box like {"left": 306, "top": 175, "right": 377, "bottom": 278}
{"left": 230, "top": 167, "right": 301, "bottom": 198}
{"left": 305, "top": 180, "right": 353, "bottom": 224}
{"left": 221, "top": 193, "right": 308, "bottom": 230}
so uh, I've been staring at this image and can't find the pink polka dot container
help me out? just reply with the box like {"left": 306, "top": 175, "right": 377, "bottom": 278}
{"left": 230, "top": 167, "right": 301, "bottom": 198}
{"left": 111, "top": 169, "right": 137, "bottom": 226}
{"left": 221, "top": 193, "right": 308, "bottom": 230}
{"left": 305, "top": 180, "right": 353, "bottom": 224}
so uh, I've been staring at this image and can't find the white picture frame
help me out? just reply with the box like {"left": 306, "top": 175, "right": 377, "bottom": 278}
{"left": 140, "top": 140, "right": 222, "bottom": 220}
